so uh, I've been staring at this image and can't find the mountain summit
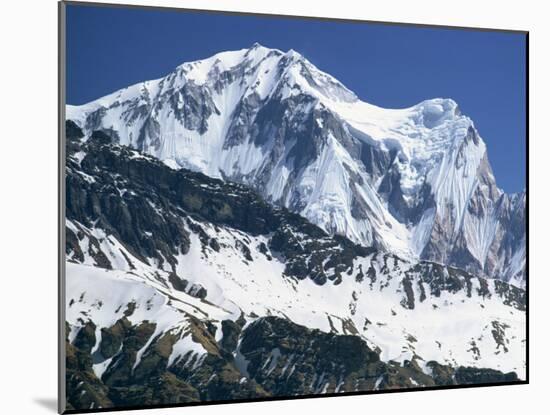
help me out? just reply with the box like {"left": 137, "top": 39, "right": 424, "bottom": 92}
{"left": 67, "top": 44, "right": 525, "bottom": 286}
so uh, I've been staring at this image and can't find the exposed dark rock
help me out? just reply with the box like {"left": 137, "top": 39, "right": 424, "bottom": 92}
{"left": 67, "top": 313, "right": 520, "bottom": 411}
{"left": 66, "top": 120, "right": 84, "bottom": 141}
{"left": 66, "top": 134, "right": 373, "bottom": 285}
{"left": 73, "top": 321, "right": 96, "bottom": 354}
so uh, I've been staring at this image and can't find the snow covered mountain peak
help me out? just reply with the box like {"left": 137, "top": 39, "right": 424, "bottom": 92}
{"left": 169, "top": 43, "right": 358, "bottom": 104}
{"left": 66, "top": 45, "right": 525, "bottom": 287}
{"left": 176, "top": 43, "right": 278, "bottom": 80}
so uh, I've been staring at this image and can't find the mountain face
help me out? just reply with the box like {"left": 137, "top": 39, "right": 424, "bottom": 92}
{"left": 66, "top": 44, "right": 526, "bottom": 287}
{"left": 64, "top": 123, "right": 525, "bottom": 410}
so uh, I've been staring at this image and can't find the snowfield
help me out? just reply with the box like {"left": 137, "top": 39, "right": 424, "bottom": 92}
{"left": 66, "top": 217, "right": 526, "bottom": 379}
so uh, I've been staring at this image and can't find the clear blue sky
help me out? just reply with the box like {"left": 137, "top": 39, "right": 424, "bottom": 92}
{"left": 66, "top": 4, "right": 526, "bottom": 193}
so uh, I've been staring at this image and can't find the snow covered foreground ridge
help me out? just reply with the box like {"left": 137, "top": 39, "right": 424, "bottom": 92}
{"left": 64, "top": 133, "right": 525, "bottom": 409}
{"left": 66, "top": 43, "right": 526, "bottom": 288}
{"left": 64, "top": 132, "right": 525, "bottom": 410}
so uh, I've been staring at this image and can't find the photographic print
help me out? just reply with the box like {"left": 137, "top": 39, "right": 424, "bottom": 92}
{"left": 60, "top": 2, "right": 527, "bottom": 413}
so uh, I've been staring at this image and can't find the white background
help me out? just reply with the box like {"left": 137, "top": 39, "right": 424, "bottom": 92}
{"left": 0, "top": 0, "right": 546, "bottom": 413}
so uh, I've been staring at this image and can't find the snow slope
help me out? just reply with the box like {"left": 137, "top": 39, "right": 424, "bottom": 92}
{"left": 66, "top": 221, "right": 526, "bottom": 379}
{"left": 64, "top": 137, "right": 526, "bottom": 381}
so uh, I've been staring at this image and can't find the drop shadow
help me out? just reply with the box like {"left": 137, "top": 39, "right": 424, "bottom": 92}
{"left": 34, "top": 398, "right": 57, "bottom": 413}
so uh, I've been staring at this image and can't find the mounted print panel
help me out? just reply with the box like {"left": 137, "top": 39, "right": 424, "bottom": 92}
{"left": 59, "top": 1, "right": 528, "bottom": 413}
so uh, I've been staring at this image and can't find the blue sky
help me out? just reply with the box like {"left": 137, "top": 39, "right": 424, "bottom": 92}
{"left": 66, "top": 4, "right": 526, "bottom": 193}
